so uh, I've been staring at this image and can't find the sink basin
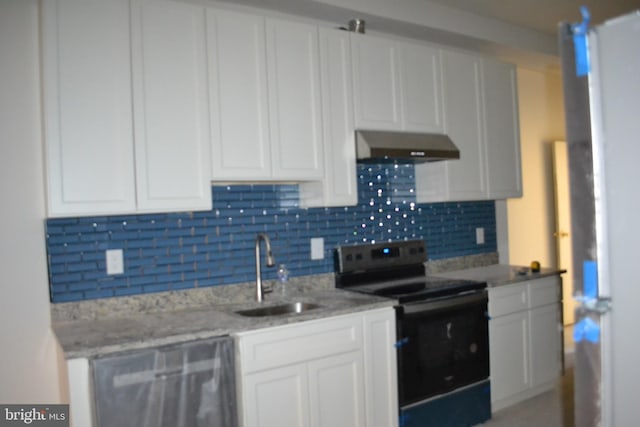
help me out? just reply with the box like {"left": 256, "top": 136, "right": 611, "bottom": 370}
{"left": 235, "top": 302, "right": 322, "bottom": 317}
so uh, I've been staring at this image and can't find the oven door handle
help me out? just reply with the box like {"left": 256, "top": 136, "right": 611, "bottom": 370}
{"left": 401, "top": 291, "right": 487, "bottom": 315}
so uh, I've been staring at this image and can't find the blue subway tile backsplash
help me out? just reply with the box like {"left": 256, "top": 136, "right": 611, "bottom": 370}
{"left": 46, "top": 164, "right": 496, "bottom": 302}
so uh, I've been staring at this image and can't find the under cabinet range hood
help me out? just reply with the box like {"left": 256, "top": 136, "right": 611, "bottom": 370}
{"left": 355, "top": 130, "right": 460, "bottom": 163}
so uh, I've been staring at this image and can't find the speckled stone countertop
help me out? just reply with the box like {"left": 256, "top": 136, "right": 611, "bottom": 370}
{"left": 51, "top": 253, "right": 509, "bottom": 359}
{"left": 432, "top": 264, "right": 565, "bottom": 287}
{"left": 53, "top": 274, "right": 394, "bottom": 359}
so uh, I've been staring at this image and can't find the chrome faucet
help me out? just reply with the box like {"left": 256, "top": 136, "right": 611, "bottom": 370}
{"left": 255, "top": 233, "right": 275, "bottom": 302}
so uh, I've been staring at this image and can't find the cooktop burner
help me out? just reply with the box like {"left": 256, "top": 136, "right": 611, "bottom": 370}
{"left": 354, "top": 277, "right": 486, "bottom": 303}
{"left": 334, "top": 240, "right": 487, "bottom": 304}
{"left": 374, "top": 281, "right": 426, "bottom": 296}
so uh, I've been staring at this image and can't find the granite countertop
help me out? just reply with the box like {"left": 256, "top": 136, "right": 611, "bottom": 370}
{"left": 432, "top": 264, "right": 566, "bottom": 287}
{"left": 52, "top": 253, "right": 542, "bottom": 359}
{"left": 53, "top": 286, "right": 394, "bottom": 359}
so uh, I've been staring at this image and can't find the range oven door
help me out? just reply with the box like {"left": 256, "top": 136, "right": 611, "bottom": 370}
{"left": 396, "top": 291, "right": 489, "bottom": 407}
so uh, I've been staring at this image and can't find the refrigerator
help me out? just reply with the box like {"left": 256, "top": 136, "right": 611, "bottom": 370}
{"left": 559, "top": 9, "right": 640, "bottom": 427}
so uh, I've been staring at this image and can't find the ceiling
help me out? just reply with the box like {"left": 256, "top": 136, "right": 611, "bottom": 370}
{"left": 423, "top": 0, "right": 640, "bottom": 36}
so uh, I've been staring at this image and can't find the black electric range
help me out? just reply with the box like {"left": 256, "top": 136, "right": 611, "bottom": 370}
{"left": 334, "top": 239, "right": 492, "bottom": 427}
{"left": 334, "top": 239, "right": 487, "bottom": 303}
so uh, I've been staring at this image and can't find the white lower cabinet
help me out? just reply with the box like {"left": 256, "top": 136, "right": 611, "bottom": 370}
{"left": 489, "top": 276, "right": 562, "bottom": 411}
{"left": 235, "top": 308, "right": 398, "bottom": 427}
{"left": 308, "top": 351, "right": 365, "bottom": 427}
{"left": 67, "top": 358, "right": 94, "bottom": 427}
{"left": 489, "top": 310, "right": 529, "bottom": 404}
{"left": 243, "top": 363, "right": 310, "bottom": 427}
{"left": 362, "top": 307, "right": 399, "bottom": 427}
{"left": 530, "top": 303, "right": 562, "bottom": 388}
{"left": 242, "top": 352, "right": 364, "bottom": 427}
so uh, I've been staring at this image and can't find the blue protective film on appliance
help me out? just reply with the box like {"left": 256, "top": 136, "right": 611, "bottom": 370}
{"left": 572, "top": 6, "right": 591, "bottom": 76}
{"left": 583, "top": 260, "right": 598, "bottom": 299}
{"left": 574, "top": 317, "right": 601, "bottom": 343}
{"left": 394, "top": 337, "right": 409, "bottom": 349}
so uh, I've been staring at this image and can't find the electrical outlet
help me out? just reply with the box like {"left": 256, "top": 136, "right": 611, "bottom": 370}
{"left": 106, "top": 249, "right": 124, "bottom": 275}
{"left": 310, "top": 238, "right": 324, "bottom": 260}
{"left": 476, "top": 228, "right": 485, "bottom": 245}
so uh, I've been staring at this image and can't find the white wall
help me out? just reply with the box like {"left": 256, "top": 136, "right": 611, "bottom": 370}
{"left": 0, "top": 0, "right": 65, "bottom": 403}
{"left": 507, "top": 67, "right": 566, "bottom": 268}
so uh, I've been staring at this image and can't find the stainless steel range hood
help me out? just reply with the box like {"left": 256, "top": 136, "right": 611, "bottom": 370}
{"left": 355, "top": 130, "right": 460, "bottom": 163}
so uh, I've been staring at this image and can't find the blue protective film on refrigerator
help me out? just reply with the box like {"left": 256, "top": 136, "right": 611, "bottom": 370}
{"left": 583, "top": 260, "right": 598, "bottom": 299}
{"left": 572, "top": 6, "right": 591, "bottom": 76}
{"left": 574, "top": 317, "right": 601, "bottom": 343}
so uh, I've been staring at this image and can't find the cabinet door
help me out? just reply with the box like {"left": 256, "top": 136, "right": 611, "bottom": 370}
{"left": 482, "top": 58, "right": 522, "bottom": 199}
{"left": 131, "top": 0, "right": 211, "bottom": 212}
{"left": 266, "top": 19, "right": 324, "bottom": 180}
{"left": 441, "top": 50, "right": 487, "bottom": 200}
{"left": 529, "top": 304, "right": 562, "bottom": 388}
{"left": 362, "top": 309, "right": 399, "bottom": 427}
{"left": 67, "top": 358, "right": 94, "bottom": 427}
{"left": 42, "top": 0, "right": 136, "bottom": 216}
{"left": 243, "top": 364, "right": 310, "bottom": 427}
{"left": 308, "top": 351, "right": 366, "bottom": 427}
{"left": 300, "top": 27, "right": 357, "bottom": 207}
{"left": 489, "top": 310, "right": 529, "bottom": 403}
{"left": 351, "top": 34, "right": 402, "bottom": 130}
{"left": 399, "top": 43, "right": 443, "bottom": 132}
{"left": 207, "top": 9, "right": 271, "bottom": 180}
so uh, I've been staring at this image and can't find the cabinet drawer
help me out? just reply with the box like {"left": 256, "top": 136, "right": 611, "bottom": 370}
{"left": 489, "top": 283, "right": 528, "bottom": 317}
{"left": 236, "top": 314, "right": 363, "bottom": 373}
{"left": 528, "top": 276, "right": 561, "bottom": 309}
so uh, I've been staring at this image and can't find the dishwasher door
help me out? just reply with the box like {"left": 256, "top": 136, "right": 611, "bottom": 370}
{"left": 92, "top": 336, "right": 237, "bottom": 427}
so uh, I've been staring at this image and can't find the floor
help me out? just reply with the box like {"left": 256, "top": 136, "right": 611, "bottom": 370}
{"left": 479, "top": 325, "right": 575, "bottom": 427}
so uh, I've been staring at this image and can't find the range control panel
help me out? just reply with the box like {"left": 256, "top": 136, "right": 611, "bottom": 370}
{"left": 335, "top": 240, "right": 427, "bottom": 274}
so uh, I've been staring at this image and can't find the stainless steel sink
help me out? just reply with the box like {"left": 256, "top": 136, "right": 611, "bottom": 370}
{"left": 235, "top": 301, "right": 322, "bottom": 317}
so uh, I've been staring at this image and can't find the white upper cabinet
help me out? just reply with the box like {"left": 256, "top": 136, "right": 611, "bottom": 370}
{"left": 42, "top": 0, "right": 212, "bottom": 217}
{"left": 207, "top": 9, "right": 271, "bottom": 179}
{"left": 351, "top": 34, "right": 443, "bottom": 133}
{"left": 208, "top": 13, "right": 323, "bottom": 181}
{"left": 398, "top": 42, "right": 444, "bottom": 132}
{"left": 482, "top": 58, "right": 522, "bottom": 199}
{"left": 300, "top": 27, "right": 358, "bottom": 207}
{"left": 42, "top": 0, "right": 136, "bottom": 216}
{"left": 351, "top": 35, "right": 401, "bottom": 130}
{"left": 443, "top": 51, "right": 486, "bottom": 200}
{"left": 42, "top": 0, "right": 522, "bottom": 214}
{"left": 416, "top": 50, "right": 486, "bottom": 202}
{"left": 131, "top": 0, "right": 212, "bottom": 212}
{"left": 416, "top": 52, "right": 521, "bottom": 202}
{"left": 266, "top": 18, "right": 324, "bottom": 180}
{"left": 415, "top": 51, "right": 480, "bottom": 202}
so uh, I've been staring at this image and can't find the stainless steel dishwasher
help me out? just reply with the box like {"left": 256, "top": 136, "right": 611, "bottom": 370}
{"left": 92, "top": 336, "right": 237, "bottom": 427}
